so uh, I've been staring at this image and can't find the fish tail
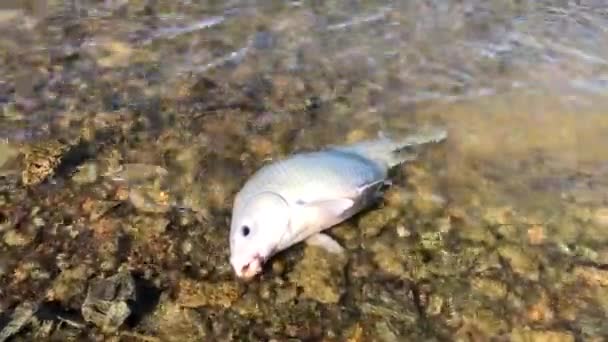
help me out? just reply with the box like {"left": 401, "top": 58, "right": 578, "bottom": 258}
{"left": 334, "top": 126, "right": 447, "bottom": 169}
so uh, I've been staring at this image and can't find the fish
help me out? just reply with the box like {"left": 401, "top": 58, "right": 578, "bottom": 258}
{"left": 228, "top": 127, "right": 447, "bottom": 279}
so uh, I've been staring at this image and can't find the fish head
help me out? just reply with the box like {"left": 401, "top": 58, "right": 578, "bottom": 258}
{"left": 229, "top": 191, "right": 290, "bottom": 280}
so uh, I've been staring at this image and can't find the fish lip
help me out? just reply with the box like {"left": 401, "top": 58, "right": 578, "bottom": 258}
{"left": 237, "top": 253, "right": 264, "bottom": 280}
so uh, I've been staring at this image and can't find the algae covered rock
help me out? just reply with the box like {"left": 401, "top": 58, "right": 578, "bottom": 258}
{"left": 176, "top": 279, "right": 242, "bottom": 308}
{"left": 358, "top": 207, "right": 399, "bottom": 238}
{"left": 21, "top": 139, "right": 72, "bottom": 186}
{"left": 288, "top": 244, "right": 348, "bottom": 304}
{"left": 81, "top": 271, "right": 136, "bottom": 333}
{"left": 146, "top": 298, "right": 209, "bottom": 341}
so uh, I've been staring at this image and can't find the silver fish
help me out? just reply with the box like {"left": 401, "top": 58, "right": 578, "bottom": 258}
{"left": 229, "top": 127, "right": 447, "bottom": 279}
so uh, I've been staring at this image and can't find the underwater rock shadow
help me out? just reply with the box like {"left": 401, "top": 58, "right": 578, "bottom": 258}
{"left": 124, "top": 274, "right": 162, "bottom": 328}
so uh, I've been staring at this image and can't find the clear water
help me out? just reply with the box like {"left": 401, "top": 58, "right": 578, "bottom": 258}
{"left": 0, "top": 1, "right": 607, "bottom": 340}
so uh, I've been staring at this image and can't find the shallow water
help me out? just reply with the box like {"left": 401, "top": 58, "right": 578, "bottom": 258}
{"left": 0, "top": 0, "right": 607, "bottom": 340}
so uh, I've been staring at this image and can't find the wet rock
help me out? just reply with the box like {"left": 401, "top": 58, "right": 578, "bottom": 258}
{"left": 176, "top": 279, "right": 242, "bottom": 309}
{"left": 21, "top": 140, "right": 71, "bottom": 186}
{"left": 0, "top": 301, "right": 39, "bottom": 342}
{"left": 81, "top": 271, "right": 136, "bottom": 333}
{"left": 288, "top": 244, "right": 347, "bottom": 304}
{"left": 358, "top": 207, "right": 399, "bottom": 238}
{"left": 497, "top": 244, "right": 539, "bottom": 281}
{"left": 510, "top": 329, "right": 574, "bottom": 342}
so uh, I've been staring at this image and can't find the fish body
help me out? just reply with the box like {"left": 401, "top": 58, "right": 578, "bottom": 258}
{"left": 229, "top": 127, "right": 447, "bottom": 279}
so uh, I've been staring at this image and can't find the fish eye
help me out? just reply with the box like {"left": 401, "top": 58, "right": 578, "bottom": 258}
{"left": 241, "top": 225, "right": 250, "bottom": 237}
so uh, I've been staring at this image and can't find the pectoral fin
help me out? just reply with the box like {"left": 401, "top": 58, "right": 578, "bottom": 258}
{"left": 297, "top": 198, "right": 355, "bottom": 219}
{"left": 305, "top": 233, "right": 345, "bottom": 254}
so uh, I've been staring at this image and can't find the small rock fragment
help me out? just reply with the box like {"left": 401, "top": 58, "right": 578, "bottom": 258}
{"left": 81, "top": 271, "right": 136, "bottom": 333}
{"left": 21, "top": 140, "right": 71, "bottom": 186}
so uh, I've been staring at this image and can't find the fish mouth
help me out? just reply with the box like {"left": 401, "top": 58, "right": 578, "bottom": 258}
{"left": 238, "top": 254, "right": 264, "bottom": 280}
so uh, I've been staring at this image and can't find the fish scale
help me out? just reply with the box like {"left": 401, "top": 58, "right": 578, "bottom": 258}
{"left": 234, "top": 150, "right": 385, "bottom": 210}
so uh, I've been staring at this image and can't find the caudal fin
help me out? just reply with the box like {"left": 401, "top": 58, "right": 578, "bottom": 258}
{"left": 332, "top": 126, "right": 447, "bottom": 169}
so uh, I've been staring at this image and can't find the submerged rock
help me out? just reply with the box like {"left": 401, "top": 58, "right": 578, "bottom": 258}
{"left": 288, "top": 244, "right": 347, "bottom": 304}
{"left": 81, "top": 271, "right": 136, "bottom": 333}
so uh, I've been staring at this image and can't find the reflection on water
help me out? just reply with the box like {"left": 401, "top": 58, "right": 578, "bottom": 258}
{"left": 0, "top": 0, "right": 607, "bottom": 340}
